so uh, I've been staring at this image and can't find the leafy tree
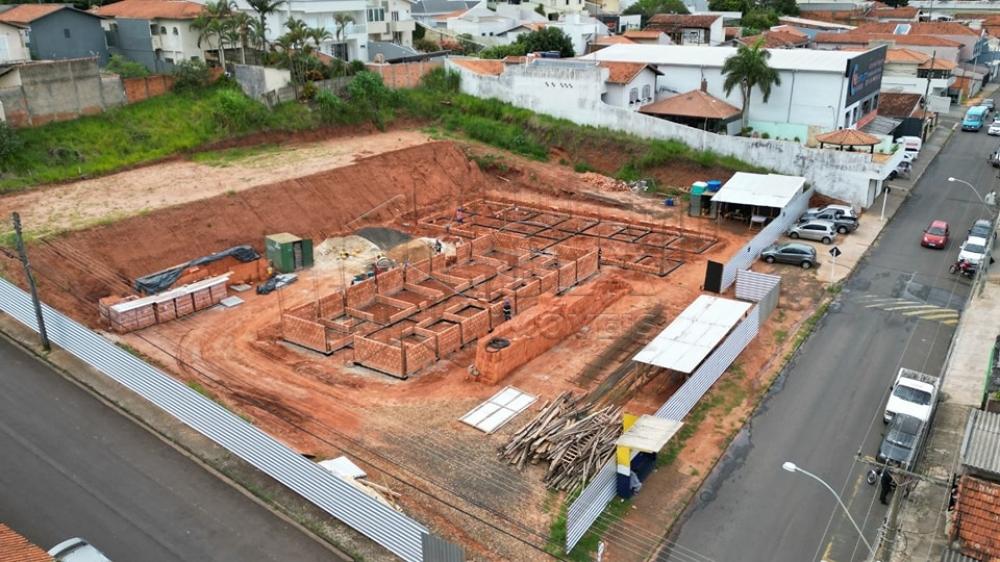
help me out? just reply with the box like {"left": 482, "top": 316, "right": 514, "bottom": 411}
{"left": 334, "top": 13, "right": 355, "bottom": 43}
{"left": 535, "top": 3, "right": 546, "bottom": 16}
{"left": 479, "top": 42, "right": 527, "bottom": 59}
{"left": 708, "top": 0, "right": 745, "bottom": 10}
{"left": 623, "top": 0, "right": 689, "bottom": 26}
{"left": 521, "top": 27, "right": 574, "bottom": 57}
{"left": 741, "top": 8, "right": 778, "bottom": 30}
{"left": 347, "top": 71, "right": 393, "bottom": 129}
{"left": 106, "top": 54, "right": 149, "bottom": 78}
{"left": 457, "top": 33, "right": 482, "bottom": 55}
{"left": 414, "top": 38, "right": 440, "bottom": 52}
{"left": 245, "top": 0, "right": 285, "bottom": 49}
{"left": 413, "top": 23, "right": 425, "bottom": 40}
{"left": 721, "top": 37, "right": 781, "bottom": 130}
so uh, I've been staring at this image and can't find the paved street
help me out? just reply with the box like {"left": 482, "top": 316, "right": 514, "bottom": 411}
{"left": 0, "top": 336, "right": 340, "bottom": 562}
{"left": 662, "top": 102, "right": 998, "bottom": 562}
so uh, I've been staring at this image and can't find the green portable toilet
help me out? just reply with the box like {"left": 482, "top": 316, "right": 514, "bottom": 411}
{"left": 265, "top": 233, "right": 314, "bottom": 273}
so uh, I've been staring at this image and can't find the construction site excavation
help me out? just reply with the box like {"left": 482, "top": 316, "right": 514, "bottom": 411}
{"left": 11, "top": 139, "right": 762, "bottom": 560}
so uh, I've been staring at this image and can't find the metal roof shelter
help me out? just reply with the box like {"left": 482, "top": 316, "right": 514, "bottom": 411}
{"left": 616, "top": 416, "right": 683, "bottom": 452}
{"left": 633, "top": 295, "right": 752, "bottom": 373}
{"left": 961, "top": 408, "right": 1000, "bottom": 479}
{"left": 710, "top": 172, "right": 807, "bottom": 210}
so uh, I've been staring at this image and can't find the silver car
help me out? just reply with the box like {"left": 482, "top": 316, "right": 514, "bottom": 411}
{"left": 49, "top": 538, "right": 112, "bottom": 562}
{"left": 787, "top": 219, "right": 837, "bottom": 244}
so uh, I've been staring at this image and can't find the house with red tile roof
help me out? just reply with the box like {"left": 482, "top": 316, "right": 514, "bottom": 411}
{"left": 597, "top": 61, "right": 662, "bottom": 110}
{"left": 640, "top": 81, "right": 741, "bottom": 133}
{"left": 738, "top": 28, "right": 810, "bottom": 49}
{"left": 0, "top": 4, "right": 108, "bottom": 63}
{"left": 622, "top": 29, "right": 671, "bottom": 45}
{"left": 813, "top": 31, "right": 963, "bottom": 63}
{"left": 93, "top": 0, "right": 214, "bottom": 71}
{"left": 871, "top": 47, "right": 956, "bottom": 98}
{"left": 852, "top": 21, "right": 984, "bottom": 60}
{"left": 0, "top": 524, "right": 53, "bottom": 562}
{"left": 643, "top": 13, "right": 724, "bottom": 46}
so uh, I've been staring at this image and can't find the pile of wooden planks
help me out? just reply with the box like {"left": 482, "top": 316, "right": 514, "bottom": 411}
{"left": 498, "top": 392, "right": 622, "bottom": 491}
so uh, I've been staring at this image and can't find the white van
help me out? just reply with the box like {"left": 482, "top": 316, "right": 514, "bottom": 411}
{"left": 898, "top": 136, "right": 922, "bottom": 161}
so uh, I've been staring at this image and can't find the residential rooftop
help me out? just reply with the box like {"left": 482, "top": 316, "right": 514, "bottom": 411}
{"left": 813, "top": 31, "right": 964, "bottom": 47}
{"left": 93, "top": 0, "right": 205, "bottom": 20}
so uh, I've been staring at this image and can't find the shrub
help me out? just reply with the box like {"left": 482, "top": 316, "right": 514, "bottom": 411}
{"left": 420, "top": 67, "right": 461, "bottom": 93}
{"left": 0, "top": 121, "right": 21, "bottom": 170}
{"left": 348, "top": 60, "right": 366, "bottom": 75}
{"left": 573, "top": 161, "right": 595, "bottom": 173}
{"left": 172, "top": 59, "right": 212, "bottom": 91}
{"left": 346, "top": 71, "right": 393, "bottom": 130}
{"left": 479, "top": 43, "right": 527, "bottom": 59}
{"left": 315, "top": 90, "right": 362, "bottom": 125}
{"left": 760, "top": 132, "right": 770, "bottom": 139}
{"left": 106, "top": 55, "right": 150, "bottom": 79}
{"left": 300, "top": 81, "right": 318, "bottom": 100}
{"left": 414, "top": 38, "right": 441, "bottom": 53}
{"left": 209, "top": 89, "right": 269, "bottom": 132}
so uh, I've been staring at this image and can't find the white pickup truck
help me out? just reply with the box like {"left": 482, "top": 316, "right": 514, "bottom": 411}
{"left": 883, "top": 367, "right": 940, "bottom": 424}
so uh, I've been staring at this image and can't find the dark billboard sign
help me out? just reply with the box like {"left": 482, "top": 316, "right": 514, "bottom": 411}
{"left": 844, "top": 45, "right": 886, "bottom": 106}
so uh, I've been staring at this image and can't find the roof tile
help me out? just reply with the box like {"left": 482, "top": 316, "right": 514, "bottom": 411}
{"left": 598, "top": 61, "right": 652, "bottom": 84}
{"left": 640, "top": 89, "right": 741, "bottom": 120}
{"left": 93, "top": 0, "right": 207, "bottom": 20}
{"left": 645, "top": 13, "right": 720, "bottom": 30}
{"left": 0, "top": 524, "right": 53, "bottom": 562}
{"left": 813, "top": 31, "right": 964, "bottom": 47}
{"left": 877, "top": 92, "right": 922, "bottom": 118}
{"left": 450, "top": 58, "right": 504, "bottom": 76}
{"left": 955, "top": 476, "right": 1000, "bottom": 560}
{"left": 0, "top": 4, "right": 66, "bottom": 24}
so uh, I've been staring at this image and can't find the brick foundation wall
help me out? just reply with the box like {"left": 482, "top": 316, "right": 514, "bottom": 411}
{"left": 346, "top": 278, "right": 377, "bottom": 308}
{"left": 404, "top": 338, "right": 437, "bottom": 375}
{"left": 557, "top": 262, "right": 577, "bottom": 291}
{"left": 474, "top": 276, "right": 629, "bottom": 385}
{"left": 365, "top": 60, "right": 442, "bottom": 89}
{"left": 354, "top": 335, "right": 404, "bottom": 377}
{"left": 575, "top": 250, "right": 599, "bottom": 281}
{"left": 376, "top": 267, "right": 404, "bottom": 294}
{"left": 123, "top": 74, "right": 175, "bottom": 103}
{"left": 174, "top": 294, "right": 195, "bottom": 317}
{"left": 282, "top": 314, "right": 329, "bottom": 353}
{"left": 458, "top": 308, "right": 490, "bottom": 344}
{"left": 318, "top": 293, "right": 346, "bottom": 319}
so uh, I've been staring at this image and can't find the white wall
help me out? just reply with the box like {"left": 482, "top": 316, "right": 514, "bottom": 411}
{"left": 881, "top": 74, "right": 953, "bottom": 96}
{"left": 151, "top": 19, "right": 209, "bottom": 62}
{"left": 448, "top": 57, "right": 899, "bottom": 207}
{"left": 603, "top": 70, "right": 656, "bottom": 109}
{"left": 0, "top": 23, "right": 28, "bottom": 63}
{"left": 709, "top": 17, "right": 724, "bottom": 46}
{"left": 655, "top": 65, "right": 848, "bottom": 130}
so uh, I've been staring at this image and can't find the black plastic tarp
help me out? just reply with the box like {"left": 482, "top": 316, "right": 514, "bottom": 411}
{"left": 135, "top": 245, "right": 260, "bottom": 295}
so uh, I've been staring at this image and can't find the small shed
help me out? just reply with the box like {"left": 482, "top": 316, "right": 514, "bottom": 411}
{"left": 710, "top": 172, "right": 807, "bottom": 226}
{"left": 265, "top": 233, "right": 314, "bottom": 273}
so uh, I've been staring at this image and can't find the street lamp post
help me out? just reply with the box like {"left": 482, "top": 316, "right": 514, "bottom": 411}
{"left": 947, "top": 176, "right": 996, "bottom": 206}
{"left": 781, "top": 461, "right": 876, "bottom": 559}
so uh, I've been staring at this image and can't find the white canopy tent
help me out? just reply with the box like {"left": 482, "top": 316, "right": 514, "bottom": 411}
{"left": 710, "top": 172, "right": 806, "bottom": 209}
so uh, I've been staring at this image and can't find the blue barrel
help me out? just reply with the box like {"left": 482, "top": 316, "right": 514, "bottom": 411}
{"left": 691, "top": 181, "right": 707, "bottom": 196}
{"left": 665, "top": 197, "right": 675, "bottom": 206}
{"left": 707, "top": 180, "right": 722, "bottom": 192}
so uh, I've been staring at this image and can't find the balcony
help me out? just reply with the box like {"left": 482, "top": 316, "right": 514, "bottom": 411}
{"left": 367, "top": 20, "right": 388, "bottom": 34}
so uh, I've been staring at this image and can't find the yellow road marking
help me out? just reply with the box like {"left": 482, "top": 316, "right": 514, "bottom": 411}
{"left": 883, "top": 304, "right": 941, "bottom": 312}
{"left": 915, "top": 311, "right": 960, "bottom": 320}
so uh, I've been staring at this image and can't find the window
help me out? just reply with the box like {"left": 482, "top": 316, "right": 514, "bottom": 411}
{"left": 642, "top": 84, "right": 651, "bottom": 101}
{"left": 110, "top": 23, "right": 118, "bottom": 31}
{"left": 393, "top": 31, "right": 403, "bottom": 43}
{"left": 160, "top": 26, "right": 166, "bottom": 34}
{"left": 63, "top": 28, "right": 71, "bottom": 38}
{"left": 391, "top": 10, "right": 399, "bottom": 22}
{"left": 165, "top": 57, "right": 174, "bottom": 64}
{"left": 190, "top": 55, "right": 199, "bottom": 60}
{"left": 367, "top": 8, "right": 385, "bottom": 22}
{"left": 150, "top": 24, "right": 158, "bottom": 35}
{"left": 629, "top": 87, "right": 639, "bottom": 104}
{"left": 172, "top": 27, "right": 179, "bottom": 35}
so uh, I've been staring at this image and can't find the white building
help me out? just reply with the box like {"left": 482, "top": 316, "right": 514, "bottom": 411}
{"left": 877, "top": 46, "right": 955, "bottom": 98}
{"left": 94, "top": 0, "right": 215, "bottom": 70}
{"left": 446, "top": 2, "right": 544, "bottom": 46}
{"left": 598, "top": 61, "right": 660, "bottom": 109}
{"left": 365, "top": 0, "right": 416, "bottom": 48}
{"left": 545, "top": 13, "right": 609, "bottom": 56}
{"left": 0, "top": 21, "right": 29, "bottom": 63}
{"left": 644, "top": 14, "right": 724, "bottom": 46}
{"left": 585, "top": 44, "right": 887, "bottom": 144}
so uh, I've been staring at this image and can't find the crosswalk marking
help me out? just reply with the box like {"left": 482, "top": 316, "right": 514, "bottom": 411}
{"left": 856, "top": 293, "right": 961, "bottom": 327}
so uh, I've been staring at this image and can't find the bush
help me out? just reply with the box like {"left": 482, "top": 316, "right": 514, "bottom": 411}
{"left": 348, "top": 60, "right": 366, "bottom": 75}
{"left": 172, "top": 59, "right": 212, "bottom": 91}
{"left": 479, "top": 43, "right": 527, "bottom": 59}
{"left": 346, "top": 71, "right": 394, "bottom": 130}
{"left": 106, "top": 54, "right": 150, "bottom": 79}
{"left": 0, "top": 121, "right": 21, "bottom": 170}
{"left": 208, "top": 89, "right": 269, "bottom": 133}
{"left": 760, "top": 132, "right": 770, "bottom": 139}
{"left": 414, "top": 38, "right": 441, "bottom": 53}
{"left": 420, "top": 67, "right": 461, "bottom": 93}
{"left": 521, "top": 27, "right": 574, "bottom": 57}
{"left": 573, "top": 161, "right": 595, "bottom": 173}
{"left": 315, "top": 90, "right": 362, "bottom": 125}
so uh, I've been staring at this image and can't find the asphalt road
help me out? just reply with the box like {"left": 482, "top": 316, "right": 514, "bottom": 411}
{"left": 0, "top": 336, "right": 340, "bottom": 562}
{"left": 661, "top": 108, "right": 997, "bottom": 562}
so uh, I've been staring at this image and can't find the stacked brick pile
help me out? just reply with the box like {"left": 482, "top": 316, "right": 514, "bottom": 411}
{"left": 98, "top": 274, "right": 230, "bottom": 334}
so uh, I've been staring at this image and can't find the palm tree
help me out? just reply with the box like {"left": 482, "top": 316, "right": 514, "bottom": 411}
{"left": 333, "top": 13, "right": 354, "bottom": 43}
{"left": 721, "top": 38, "right": 782, "bottom": 131}
{"left": 245, "top": 0, "right": 285, "bottom": 49}
{"left": 230, "top": 11, "right": 253, "bottom": 63}
{"left": 308, "top": 26, "right": 332, "bottom": 52}
{"left": 192, "top": 0, "right": 236, "bottom": 69}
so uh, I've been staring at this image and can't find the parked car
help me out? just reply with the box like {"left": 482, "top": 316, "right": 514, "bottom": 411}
{"left": 984, "top": 98, "right": 996, "bottom": 112}
{"left": 877, "top": 413, "right": 925, "bottom": 470}
{"left": 787, "top": 220, "right": 837, "bottom": 244}
{"left": 990, "top": 145, "right": 1000, "bottom": 167}
{"left": 49, "top": 538, "right": 112, "bottom": 562}
{"left": 800, "top": 209, "right": 859, "bottom": 234}
{"left": 884, "top": 368, "right": 939, "bottom": 424}
{"left": 921, "top": 220, "right": 949, "bottom": 248}
{"left": 969, "top": 218, "right": 993, "bottom": 240}
{"left": 761, "top": 242, "right": 818, "bottom": 269}
{"left": 988, "top": 120, "right": 1000, "bottom": 136}
{"left": 958, "top": 235, "right": 990, "bottom": 266}
{"left": 898, "top": 135, "right": 922, "bottom": 161}
{"left": 807, "top": 204, "right": 858, "bottom": 220}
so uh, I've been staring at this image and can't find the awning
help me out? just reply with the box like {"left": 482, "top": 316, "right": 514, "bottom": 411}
{"left": 709, "top": 172, "right": 806, "bottom": 209}
{"left": 616, "top": 415, "right": 683, "bottom": 453}
{"left": 633, "top": 295, "right": 752, "bottom": 373}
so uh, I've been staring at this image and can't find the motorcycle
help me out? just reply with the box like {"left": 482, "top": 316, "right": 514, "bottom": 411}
{"left": 949, "top": 259, "right": 976, "bottom": 279}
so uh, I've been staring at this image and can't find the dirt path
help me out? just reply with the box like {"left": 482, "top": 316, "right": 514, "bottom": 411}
{"left": 0, "top": 130, "right": 431, "bottom": 237}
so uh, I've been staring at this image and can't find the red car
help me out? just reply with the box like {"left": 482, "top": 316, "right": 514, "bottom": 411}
{"left": 921, "top": 220, "right": 950, "bottom": 248}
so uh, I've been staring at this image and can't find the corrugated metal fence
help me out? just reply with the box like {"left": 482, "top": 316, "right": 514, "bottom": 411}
{"left": 735, "top": 269, "right": 781, "bottom": 319}
{"left": 564, "top": 281, "right": 779, "bottom": 552}
{"left": 720, "top": 189, "right": 812, "bottom": 291}
{"left": 0, "top": 279, "right": 432, "bottom": 562}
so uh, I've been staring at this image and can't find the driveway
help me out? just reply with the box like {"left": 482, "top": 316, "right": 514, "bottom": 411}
{"left": 660, "top": 105, "right": 995, "bottom": 562}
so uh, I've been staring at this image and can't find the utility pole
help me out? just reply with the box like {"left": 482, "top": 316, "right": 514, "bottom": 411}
{"left": 922, "top": 50, "right": 936, "bottom": 140}
{"left": 11, "top": 212, "right": 49, "bottom": 351}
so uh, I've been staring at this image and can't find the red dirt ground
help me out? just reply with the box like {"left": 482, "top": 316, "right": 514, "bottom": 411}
{"left": 0, "top": 138, "right": 767, "bottom": 561}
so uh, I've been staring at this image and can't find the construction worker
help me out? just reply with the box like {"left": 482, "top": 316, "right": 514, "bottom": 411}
{"left": 455, "top": 207, "right": 465, "bottom": 224}
{"left": 502, "top": 298, "right": 512, "bottom": 321}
